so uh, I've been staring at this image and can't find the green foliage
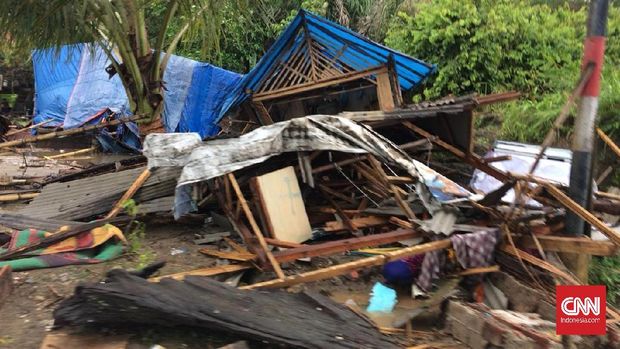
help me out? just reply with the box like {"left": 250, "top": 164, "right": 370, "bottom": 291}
{"left": 589, "top": 255, "right": 620, "bottom": 306}
{"left": 121, "top": 199, "right": 155, "bottom": 268}
{"left": 385, "top": 0, "right": 620, "bottom": 144}
{"left": 386, "top": 0, "right": 586, "bottom": 100}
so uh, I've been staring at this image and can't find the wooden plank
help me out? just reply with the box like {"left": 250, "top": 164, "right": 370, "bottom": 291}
{"left": 105, "top": 169, "right": 151, "bottom": 219}
{"left": 376, "top": 69, "right": 395, "bottom": 112}
{"left": 265, "top": 238, "right": 305, "bottom": 249}
{"left": 519, "top": 235, "right": 618, "bottom": 256}
{"left": 0, "top": 114, "right": 145, "bottom": 149}
{"left": 324, "top": 216, "right": 388, "bottom": 232}
{"left": 228, "top": 173, "right": 285, "bottom": 279}
{"left": 149, "top": 264, "right": 252, "bottom": 282}
{"left": 319, "top": 184, "right": 358, "bottom": 232}
{"left": 597, "top": 127, "right": 620, "bottom": 159}
{"left": 254, "top": 167, "right": 312, "bottom": 243}
{"left": 241, "top": 239, "right": 451, "bottom": 289}
{"left": 252, "top": 101, "right": 274, "bottom": 125}
{"left": 199, "top": 249, "right": 257, "bottom": 262}
{"left": 272, "top": 229, "right": 420, "bottom": 263}
{"left": 545, "top": 184, "right": 620, "bottom": 247}
{"left": 501, "top": 244, "right": 580, "bottom": 285}
{"left": 402, "top": 121, "right": 509, "bottom": 182}
{"left": 389, "top": 216, "right": 414, "bottom": 229}
{"left": 253, "top": 65, "right": 386, "bottom": 101}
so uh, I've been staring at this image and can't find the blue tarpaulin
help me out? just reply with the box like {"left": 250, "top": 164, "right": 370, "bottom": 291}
{"left": 32, "top": 44, "right": 242, "bottom": 138}
{"left": 215, "top": 10, "right": 436, "bottom": 123}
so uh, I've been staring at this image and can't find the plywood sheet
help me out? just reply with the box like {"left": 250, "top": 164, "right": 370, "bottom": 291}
{"left": 254, "top": 166, "right": 311, "bottom": 243}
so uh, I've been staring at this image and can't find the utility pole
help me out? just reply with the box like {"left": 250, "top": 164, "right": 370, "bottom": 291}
{"left": 566, "top": 0, "right": 608, "bottom": 281}
{"left": 568, "top": 0, "right": 608, "bottom": 236}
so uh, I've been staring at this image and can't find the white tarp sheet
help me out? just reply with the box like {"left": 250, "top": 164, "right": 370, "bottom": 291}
{"left": 143, "top": 115, "right": 473, "bottom": 218}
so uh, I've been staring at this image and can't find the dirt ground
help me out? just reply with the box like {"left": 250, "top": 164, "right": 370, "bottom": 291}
{"left": 0, "top": 217, "right": 464, "bottom": 348}
{"left": 0, "top": 221, "right": 241, "bottom": 349}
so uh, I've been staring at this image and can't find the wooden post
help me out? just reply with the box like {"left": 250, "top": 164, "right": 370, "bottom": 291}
{"left": 597, "top": 127, "right": 620, "bottom": 159}
{"left": 241, "top": 239, "right": 451, "bottom": 289}
{"left": 227, "top": 173, "right": 285, "bottom": 279}
{"left": 105, "top": 169, "right": 151, "bottom": 219}
{"left": 252, "top": 101, "right": 274, "bottom": 126}
{"left": 376, "top": 67, "right": 395, "bottom": 112}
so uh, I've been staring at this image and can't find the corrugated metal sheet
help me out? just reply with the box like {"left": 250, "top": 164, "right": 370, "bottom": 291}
{"left": 19, "top": 166, "right": 180, "bottom": 220}
{"left": 0, "top": 212, "right": 83, "bottom": 231}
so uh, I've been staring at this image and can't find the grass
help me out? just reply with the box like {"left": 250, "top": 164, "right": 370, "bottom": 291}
{"left": 589, "top": 255, "right": 620, "bottom": 307}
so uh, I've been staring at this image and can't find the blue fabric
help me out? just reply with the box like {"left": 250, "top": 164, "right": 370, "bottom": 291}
{"left": 177, "top": 64, "right": 243, "bottom": 138}
{"left": 215, "top": 10, "right": 436, "bottom": 123}
{"left": 383, "top": 260, "right": 415, "bottom": 286}
{"left": 366, "top": 282, "right": 397, "bottom": 313}
{"left": 32, "top": 45, "right": 82, "bottom": 127}
{"left": 32, "top": 44, "right": 242, "bottom": 139}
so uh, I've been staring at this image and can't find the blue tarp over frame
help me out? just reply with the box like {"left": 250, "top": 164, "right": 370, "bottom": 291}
{"left": 215, "top": 10, "right": 436, "bottom": 123}
{"left": 32, "top": 44, "right": 242, "bottom": 138}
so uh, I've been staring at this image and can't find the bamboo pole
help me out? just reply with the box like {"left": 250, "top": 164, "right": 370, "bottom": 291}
{"left": 4, "top": 119, "right": 54, "bottom": 137}
{"left": 105, "top": 169, "right": 152, "bottom": 219}
{"left": 227, "top": 173, "right": 285, "bottom": 280}
{"left": 0, "top": 115, "right": 145, "bottom": 149}
{"left": 46, "top": 147, "right": 96, "bottom": 160}
{"left": 240, "top": 239, "right": 451, "bottom": 289}
{"left": 0, "top": 192, "right": 38, "bottom": 202}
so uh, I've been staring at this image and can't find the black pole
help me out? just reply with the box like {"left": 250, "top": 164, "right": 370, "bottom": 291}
{"left": 567, "top": 0, "right": 609, "bottom": 236}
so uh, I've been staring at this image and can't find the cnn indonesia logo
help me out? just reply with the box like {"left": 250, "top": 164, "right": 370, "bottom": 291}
{"left": 556, "top": 285, "right": 606, "bottom": 335}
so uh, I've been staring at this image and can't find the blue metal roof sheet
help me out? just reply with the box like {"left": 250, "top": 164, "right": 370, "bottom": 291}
{"left": 215, "top": 10, "right": 436, "bottom": 123}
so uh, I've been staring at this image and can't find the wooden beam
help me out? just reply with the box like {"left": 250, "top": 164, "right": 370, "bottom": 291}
{"left": 544, "top": 184, "right": 620, "bottom": 247}
{"left": 265, "top": 238, "right": 305, "bottom": 249}
{"left": 199, "top": 249, "right": 257, "bottom": 262}
{"left": 272, "top": 229, "right": 420, "bottom": 263}
{"left": 597, "top": 127, "right": 620, "bottom": 159}
{"left": 0, "top": 114, "right": 145, "bottom": 149}
{"left": 323, "top": 216, "right": 388, "bottom": 232}
{"left": 227, "top": 173, "right": 285, "bottom": 279}
{"left": 376, "top": 68, "right": 395, "bottom": 112}
{"left": 518, "top": 235, "right": 618, "bottom": 256}
{"left": 402, "top": 121, "right": 509, "bottom": 182}
{"left": 501, "top": 245, "right": 580, "bottom": 285}
{"left": 252, "top": 101, "right": 274, "bottom": 125}
{"left": 149, "top": 264, "right": 252, "bottom": 282}
{"left": 252, "top": 65, "right": 386, "bottom": 102}
{"left": 241, "top": 239, "right": 451, "bottom": 289}
{"left": 105, "top": 169, "right": 151, "bottom": 219}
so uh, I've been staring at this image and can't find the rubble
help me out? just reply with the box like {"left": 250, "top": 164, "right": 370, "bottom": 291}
{"left": 0, "top": 8, "right": 618, "bottom": 349}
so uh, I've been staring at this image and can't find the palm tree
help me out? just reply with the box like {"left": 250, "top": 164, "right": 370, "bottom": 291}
{"left": 0, "top": 0, "right": 245, "bottom": 124}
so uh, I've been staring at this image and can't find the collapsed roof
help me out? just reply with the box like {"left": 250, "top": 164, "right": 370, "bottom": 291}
{"left": 215, "top": 10, "right": 436, "bottom": 124}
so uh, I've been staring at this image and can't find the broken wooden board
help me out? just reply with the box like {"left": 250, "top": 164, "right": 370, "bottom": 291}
{"left": 243, "top": 239, "right": 452, "bottom": 289}
{"left": 324, "top": 216, "right": 388, "bottom": 232}
{"left": 253, "top": 166, "right": 312, "bottom": 243}
{"left": 149, "top": 264, "right": 252, "bottom": 282}
{"left": 272, "top": 228, "right": 420, "bottom": 263}
{"left": 55, "top": 269, "right": 398, "bottom": 349}
{"left": 40, "top": 330, "right": 129, "bottom": 349}
{"left": 518, "top": 235, "right": 618, "bottom": 256}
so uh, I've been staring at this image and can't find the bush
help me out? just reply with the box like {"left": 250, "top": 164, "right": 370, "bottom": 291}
{"left": 386, "top": 0, "right": 620, "bottom": 144}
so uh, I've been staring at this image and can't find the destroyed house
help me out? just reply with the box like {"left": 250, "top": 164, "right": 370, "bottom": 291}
{"left": 215, "top": 10, "right": 435, "bottom": 127}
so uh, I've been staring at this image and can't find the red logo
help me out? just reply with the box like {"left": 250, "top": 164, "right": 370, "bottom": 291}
{"left": 556, "top": 285, "right": 606, "bottom": 335}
